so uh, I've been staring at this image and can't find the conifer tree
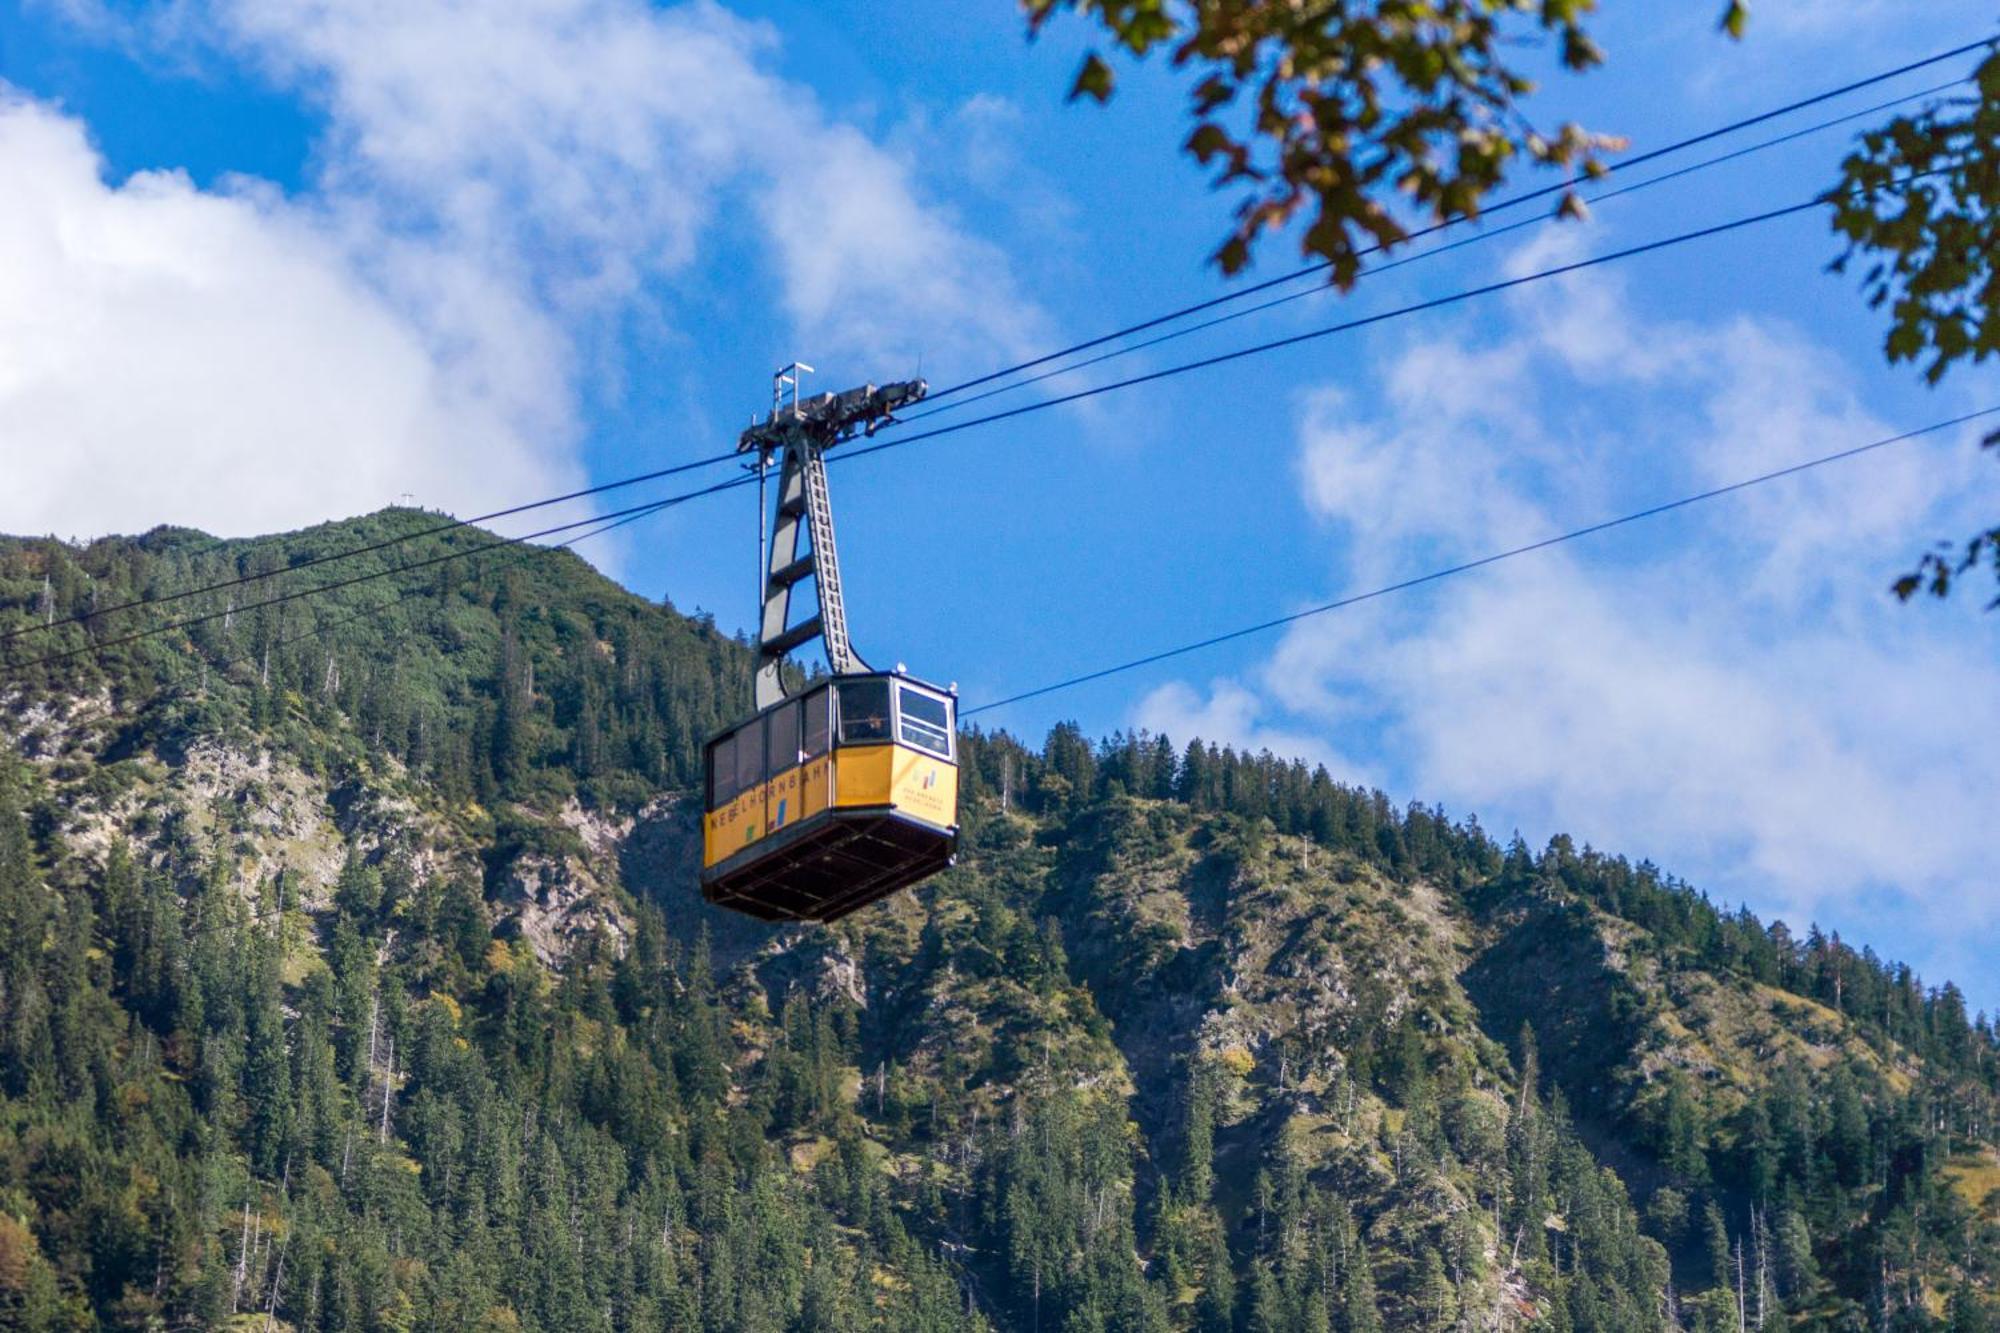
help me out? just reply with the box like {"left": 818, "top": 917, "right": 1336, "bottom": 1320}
{"left": 1339, "top": 1241, "right": 1382, "bottom": 1333}
{"left": 1195, "top": 1227, "right": 1235, "bottom": 1333}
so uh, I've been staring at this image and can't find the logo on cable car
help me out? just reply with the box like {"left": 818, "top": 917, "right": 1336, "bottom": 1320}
{"left": 921, "top": 769, "right": 937, "bottom": 790}
{"left": 775, "top": 799, "right": 788, "bottom": 828}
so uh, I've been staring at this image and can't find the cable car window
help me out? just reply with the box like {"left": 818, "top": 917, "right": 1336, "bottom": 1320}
{"left": 801, "top": 688, "right": 831, "bottom": 758}
{"left": 768, "top": 701, "right": 801, "bottom": 772}
{"left": 735, "top": 716, "right": 767, "bottom": 793}
{"left": 710, "top": 733, "right": 738, "bottom": 806}
{"left": 837, "top": 680, "right": 893, "bottom": 745}
{"left": 896, "top": 687, "right": 954, "bottom": 759}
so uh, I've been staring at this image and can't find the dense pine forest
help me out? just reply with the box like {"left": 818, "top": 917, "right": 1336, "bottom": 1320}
{"left": 0, "top": 511, "right": 1992, "bottom": 1332}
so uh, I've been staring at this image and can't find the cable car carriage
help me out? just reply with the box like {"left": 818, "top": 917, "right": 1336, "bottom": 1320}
{"left": 700, "top": 367, "right": 959, "bottom": 922}
{"left": 702, "top": 673, "right": 958, "bottom": 921}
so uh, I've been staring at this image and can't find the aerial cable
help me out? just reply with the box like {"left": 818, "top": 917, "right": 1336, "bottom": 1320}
{"left": 830, "top": 171, "right": 1943, "bottom": 471}
{"left": 895, "top": 77, "right": 1969, "bottom": 426}
{"left": 257, "top": 489, "right": 682, "bottom": 665}
{"left": 915, "top": 37, "right": 1994, "bottom": 408}
{"left": 510, "top": 175, "right": 1936, "bottom": 495}
{"left": 0, "top": 447, "right": 741, "bottom": 647}
{"left": 6, "top": 476, "right": 740, "bottom": 673}
{"left": 6, "top": 170, "right": 1941, "bottom": 673}
{"left": 962, "top": 406, "right": 2000, "bottom": 717}
{"left": 11, "top": 46, "right": 1983, "bottom": 647}
{"left": 14, "top": 53, "right": 1978, "bottom": 646}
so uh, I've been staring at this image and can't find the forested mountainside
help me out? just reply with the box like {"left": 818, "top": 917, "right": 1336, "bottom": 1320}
{"left": 0, "top": 511, "right": 1993, "bottom": 1333}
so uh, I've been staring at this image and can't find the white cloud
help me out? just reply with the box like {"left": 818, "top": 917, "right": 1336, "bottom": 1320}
{"left": 1661, "top": 0, "right": 1997, "bottom": 117}
{"left": 6, "top": 0, "right": 1053, "bottom": 542}
{"left": 0, "top": 91, "right": 578, "bottom": 539}
{"left": 757, "top": 121, "right": 1047, "bottom": 370}
{"left": 1142, "top": 230, "right": 2000, "bottom": 996}
{"left": 1133, "top": 678, "right": 1362, "bottom": 781}
{"left": 1746, "top": 0, "right": 1915, "bottom": 40}
{"left": 1275, "top": 560, "right": 2000, "bottom": 899}
{"left": 204, "top": 0, "right": 1051, "bottom": 367}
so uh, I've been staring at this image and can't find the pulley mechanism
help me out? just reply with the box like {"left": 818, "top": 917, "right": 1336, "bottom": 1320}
{"left": 739, "top": 364, "right": 927, "bottom": 710}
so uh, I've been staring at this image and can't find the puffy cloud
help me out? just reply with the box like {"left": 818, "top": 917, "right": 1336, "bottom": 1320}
{"left": 1255, "top": 558, "right": 2000, "bottom": 900}
{"left": 0, "top": 91, "right": 578, "bottom": 539}
{"left": 1143, "top": 230, "right": 2000, "bottom": 997}
{"left": 5, "top": 0, "right": 1052, "bottom": 541}
{"left": 1133, "top": 679, "right": 1363, "bottom": 782}
{"left": 205, "top": 0, "right": 1051, "bottom": 366}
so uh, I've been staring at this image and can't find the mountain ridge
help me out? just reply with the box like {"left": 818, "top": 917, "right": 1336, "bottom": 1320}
{"left": 0, "top": 510, "right": 1991, "bottom": 1331}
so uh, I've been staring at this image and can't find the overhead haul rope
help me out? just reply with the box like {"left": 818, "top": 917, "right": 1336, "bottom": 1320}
{"left": 250, "top": 493, "right": 689, "bottom": 667}
{"left": 0, "top": 449, "right": 739, "bottom": 647}
{"left": 912, "top": 36, "right": 1994, "bottom": 407}
{"left": 11, "top": 41, "right": 1981, "bottom": 647}
{"left": 4, "top": 169, "right": 1944, "bottom": 673}
{"left": 962, "top": 408, "right": 2000, "bottom": 715}
{"left": 7, "top": 478, "right": 740, "bottom": 672}
{"left": 827, "top": 172, "right": 1944, "bottom": 469}
{"left": 892, "top": 77, "right": 1970, "bottom": 426}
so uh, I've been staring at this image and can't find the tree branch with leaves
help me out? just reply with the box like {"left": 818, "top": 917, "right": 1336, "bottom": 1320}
{"left": 1832, "top": 46, "right": 2000, "bottom": 607}
{"left": 1028, "top": 2, "right": 2000, "bottom": 608}
{"left": 1020, "top": 2, "right": 1746, "bottom": 283}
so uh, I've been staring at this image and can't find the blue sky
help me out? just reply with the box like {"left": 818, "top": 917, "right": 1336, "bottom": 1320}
{"left": 3, "top": 0, "right": 1997, "bottom": 1012}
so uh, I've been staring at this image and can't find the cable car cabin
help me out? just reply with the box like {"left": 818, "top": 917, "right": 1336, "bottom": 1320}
{"left": 701, "top": 672, "right": 959, "bottom": 922}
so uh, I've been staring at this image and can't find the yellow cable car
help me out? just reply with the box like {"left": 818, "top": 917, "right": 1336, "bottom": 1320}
{"left": 698, "top": 366, "right": 958, "bottom": 922}
{"left": 701, "top": 673, "right": 958, "bottom": 921}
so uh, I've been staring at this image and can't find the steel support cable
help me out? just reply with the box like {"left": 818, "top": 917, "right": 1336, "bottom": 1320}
{"left": 962, "top": 406, "right": 2000, "bottom": 716}
{"left": 5, "top": 170, "right": 1937, "bottom": 673}
{"left": 913, "top": 38, "right": 1994, "bottom": 408}
{"left": 15, "top": 49, "right": 1980, "bottom": 647}
{"left": 1, "top": 447, "right": 741, "bottom": 647}
{"left": 832, "top": 173, "right": 1942, "bottom": 472}
{"left": 7, "top": 475, "right": 743, "bottom": 673}
{"left": 260, "top": 490, "right": 683, "bottom": 662}
{"left": 596, "top": 174, "right": 1941, "bottom": 494}
{"left": 895, "top": 78, "right": 1969, "bottom": 426}
{"left": 15, "top": 43, "right": 1983, "bottom": 648}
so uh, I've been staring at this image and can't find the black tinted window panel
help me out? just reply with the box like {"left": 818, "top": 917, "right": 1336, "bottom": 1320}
{"left": 711, "top": 734, "right": 738, "bottom": 805}
{"left": 801, "top": 689, "right": 831, "bottom": 757}
{"left": 768, "top": 702, "right": 801, "bottom": 771}
{"left": 838, "top": 680, "right": 893, "bottom": 745}
{"left": 735, "top": 716, "right": 766, "bottom": 792}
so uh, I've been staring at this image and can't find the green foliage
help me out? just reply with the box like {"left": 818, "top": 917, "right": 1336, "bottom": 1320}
{"left": 0, "top": 821, "right": 988, "bottom": 1327}
{"left": 1830, "top": 46, "right": 2000, "bottom": 606}
{"left": 0, "top": 511, "right": 750, "bottom": 810}
{"left": 1834, "top": 50, "right": 2000, "bottom": 388}
{"left": 1021, "top": 1, "right": 1755, "bottom": 283}
{"left": 1339, "top": 1240, "right": 1383, "bottom": 1333}
{"left": 0, "top": 509, "right": 1993, "bottom": 1330}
